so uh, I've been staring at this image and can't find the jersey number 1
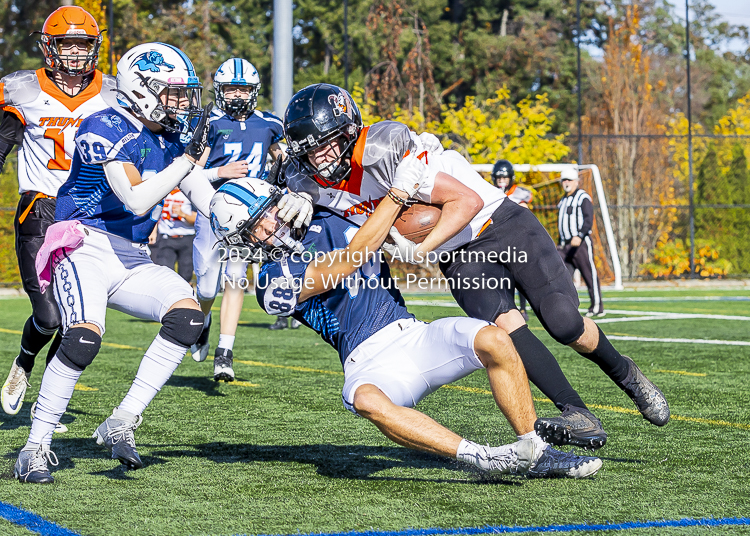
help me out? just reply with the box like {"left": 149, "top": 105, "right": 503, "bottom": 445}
{"left": 44, "top": 128, "right": 71, "bottom": 171}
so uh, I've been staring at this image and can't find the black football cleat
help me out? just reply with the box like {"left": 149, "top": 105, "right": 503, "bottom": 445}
{"left": 527, "top": 445, "right": 602, "bottom": 479}
{"left": 14, "top": 444, "right": 58, "bottom": 484}
{"left": 618, "top": 356, "right": 670, "bottom": 426}
{"left": 92, "top": 409, "right": 144, "bottom": 469}
{"left": 268, "top": 317, "right": 289, "bottom": 331}
{"left": 214, "top": 348, "right": 235, "bottom": 382}
{"left": 534, "top": 404, "right": 607, "bottom": 450}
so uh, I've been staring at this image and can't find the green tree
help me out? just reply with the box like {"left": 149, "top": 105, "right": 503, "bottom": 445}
{"left": 724, "top": 144, "right": 750, "bottom": 273}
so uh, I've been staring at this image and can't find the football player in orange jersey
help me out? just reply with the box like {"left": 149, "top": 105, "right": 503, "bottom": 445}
{"left": 0, "top": 6, "right": 119, "bottom": 423}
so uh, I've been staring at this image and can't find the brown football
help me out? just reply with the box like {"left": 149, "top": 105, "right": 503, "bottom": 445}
{"left": 388, "top": 202, "right": 442, "bottom": 244}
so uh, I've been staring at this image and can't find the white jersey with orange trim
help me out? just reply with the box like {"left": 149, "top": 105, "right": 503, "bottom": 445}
{"left": 157, "top": 189, "right": 195, "bottom": 237}
{"left": 0, "top": 68, "right": 118, "bottom": 196}
{"left": 286, "top": 120, "right": 505, "bottom": 253}
{"left": 506, "top": 184, "right": 533, "bottom": 205}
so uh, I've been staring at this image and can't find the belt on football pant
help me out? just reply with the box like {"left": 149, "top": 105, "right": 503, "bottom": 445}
{"left": 18, "top": 192, "right": 55, "bottom": 225}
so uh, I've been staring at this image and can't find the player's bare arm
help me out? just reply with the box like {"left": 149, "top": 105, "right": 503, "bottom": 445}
{"left": 417, "top": 171, "right": 483, "bottom": 253}
{"left": 299, "top": 189, "right": 405, "bottom": 302}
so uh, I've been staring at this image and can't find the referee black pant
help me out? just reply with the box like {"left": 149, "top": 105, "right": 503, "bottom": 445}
{"left": 558, "top": 236, "right": 603, "bottom": 314}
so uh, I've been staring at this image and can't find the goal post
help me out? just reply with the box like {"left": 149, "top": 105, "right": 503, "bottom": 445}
{"left": 471, "top": 163, "right": 623, "bottom": 290}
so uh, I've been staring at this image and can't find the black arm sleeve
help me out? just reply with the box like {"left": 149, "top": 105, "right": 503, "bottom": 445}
{"left": 578, "top": 197, "right": 594, "bottom": 237}
{"left": 0, "top": 110, "right": 24, "bottom": 171}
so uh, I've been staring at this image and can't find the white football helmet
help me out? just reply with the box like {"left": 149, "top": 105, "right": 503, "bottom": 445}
{"left": 210, "top": 178, "right": 303, "bottom": 260}
{"left": 116, "top": 42, "right": 203, "bottom": 137}
{"left": 213, "top": 58, "right": 261, "bottom": 117}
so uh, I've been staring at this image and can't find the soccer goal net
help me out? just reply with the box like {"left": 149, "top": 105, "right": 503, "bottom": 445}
{"left": 472, "top": 163, "right": 623, "bottom": 290}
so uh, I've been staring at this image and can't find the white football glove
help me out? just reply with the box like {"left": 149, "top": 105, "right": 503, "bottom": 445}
{"left": 418, "top": 132, "right": 444, "bottom": 155}
{"left": 277, "top": 191, "right": 313, "bottom": 229}
{"left": 392, "top": 153, "right": 430, "bottom": 198}
{"left": 381, "top": 226, "right": 426, "bottom": 265}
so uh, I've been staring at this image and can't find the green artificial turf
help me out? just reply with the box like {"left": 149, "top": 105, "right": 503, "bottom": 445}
{"left": 0, "top": 290, "right": 749, "bottom": 536}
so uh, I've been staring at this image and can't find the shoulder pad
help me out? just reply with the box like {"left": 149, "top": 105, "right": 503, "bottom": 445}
{"left": 0, "top": 70, "right": 41, "bottom": 107}
{"left": 100, "top": 74, "right": 122, "bottom": 109}
{"left": 256, "top": 110, "right": 283, "bottom": 124}
{"left": 76, "top": 109, "right": 139, "bottom": 164}
{"left": 210, "top": 107, "right": 226, "bottom": 120}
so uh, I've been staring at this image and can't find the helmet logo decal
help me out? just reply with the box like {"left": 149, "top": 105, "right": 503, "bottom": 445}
{"left": 131, "top": 51, "right": 175, "bottom": 73}
{"left": 328, "top": 92, "right": 352, "bottom": 119}
{"left": 210, "top": 213, "right": 230, "bottom": 234}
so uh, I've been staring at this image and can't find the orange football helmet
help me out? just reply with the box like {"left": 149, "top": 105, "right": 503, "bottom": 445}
{"left": 36, "top": 6, "right": 103, "bottom": 76}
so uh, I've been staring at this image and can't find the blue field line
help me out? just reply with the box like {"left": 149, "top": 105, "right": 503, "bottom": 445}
{"left": 0, "top": 501, "right": 81, "bottom": 536}
{"left": 250, "top": 517, "right": 750, "bottom": 536}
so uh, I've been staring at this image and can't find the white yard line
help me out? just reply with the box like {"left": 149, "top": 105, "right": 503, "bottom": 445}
{"left": 607, "top": 335, "right": 750, "bottom": 346}
{"left": 406, "top": 301, "right": 750, "bottom": 345}
{"left": 592, "top": 309, "right": 750, "bottom": 322}
{"left": 593, "top": 296, "right": 750, "bottom": 302}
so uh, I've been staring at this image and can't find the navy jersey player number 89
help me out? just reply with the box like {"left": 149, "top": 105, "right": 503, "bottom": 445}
{"left": 257, "top": 210, "right": 412, "bottom": 365}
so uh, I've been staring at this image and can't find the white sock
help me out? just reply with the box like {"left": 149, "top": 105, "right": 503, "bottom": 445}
{"left": 27, "top": 356, "right": 82, "bottom": 447}
{"left": 518, "top": 431, "right": 547, "bottom": 454}
{"left": 118, "top": 335, "right": 186, "bottom": 416}
{"left": 204, "top": 311, "right": 212, "bottom": 329}
{"left": 456, "top": 439, "right": 488, "bottom": 467}
{"left": 457, "top": 439, "right": 518, "bottom": 471}
{"left": 218, "top": 334, "right": 235, "bottom": 351}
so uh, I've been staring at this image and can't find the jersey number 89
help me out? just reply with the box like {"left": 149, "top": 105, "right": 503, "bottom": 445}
{"left": 264, "top": 278, "right": 298, "bottom": 316}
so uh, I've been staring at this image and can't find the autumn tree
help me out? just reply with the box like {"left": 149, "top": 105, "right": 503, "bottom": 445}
{"left": 585, "top": 5, "right": 678, "bottom": 278}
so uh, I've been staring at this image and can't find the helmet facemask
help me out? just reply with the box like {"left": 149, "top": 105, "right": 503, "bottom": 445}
{"left": 216, "top": 83, "right": 260, "bottom": 118}
{"left": 240, "top": 206, "right": 304, "bottom": 259}
{"left": 293, "top": 133, "right": 357, "bottom": 188}
{"left": 124, "top": 74, "right": 204, "bottom": 139}
{"left": 39, "top": 34, "right": 102, "bottom": 76}
{"left": 211, "top": 186, "right": 304, "bottom": 262}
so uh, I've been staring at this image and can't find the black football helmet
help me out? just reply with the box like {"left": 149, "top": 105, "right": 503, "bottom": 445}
{"left": 492, "top": 159, "right": 515, "bottom": 192}
{"left": 284, "top": 84, "right": 363, "bottom": 187}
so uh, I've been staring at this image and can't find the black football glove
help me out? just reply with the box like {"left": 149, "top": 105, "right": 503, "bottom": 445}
{"left": 184, "top": 102, "right": 213, "bottom": 161}
{"left": 263, "top": 157, "right": 286, "bottom": 186}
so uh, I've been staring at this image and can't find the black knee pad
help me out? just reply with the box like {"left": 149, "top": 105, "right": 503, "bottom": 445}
{"left": 160, "top": 308, "right": 205, "bottom": 348}
{"left": 56, "top": 327, "right": 102, "bottom": 371}
{"left": 538, "top": 292, "right": 585, "bottom": 345}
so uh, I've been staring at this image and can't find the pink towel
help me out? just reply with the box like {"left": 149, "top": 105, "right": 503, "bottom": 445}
{"left": 36, "top": 220, "right": 86, "bottom": 294}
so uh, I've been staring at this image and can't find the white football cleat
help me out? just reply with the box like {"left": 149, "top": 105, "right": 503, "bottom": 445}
{"left": 2, "top": 358, "right": 30, "bottom": 415}
{"left": 191, "top": 313, "right": 211, "bottom": 362}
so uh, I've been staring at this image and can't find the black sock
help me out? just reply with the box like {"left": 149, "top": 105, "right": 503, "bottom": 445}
{"left": 579, "top": 325, "right": 630, "bottom": 384}
{"left": 16, "top": 316, "right": 55, "bottom": 373}
{"left": 509, "top": 325, "right": 587, "bottom": 411}
{"left": 45, "top": 331, "right": 63, "bottom": 367}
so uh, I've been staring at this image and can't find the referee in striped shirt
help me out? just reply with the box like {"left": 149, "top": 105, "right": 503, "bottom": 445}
{"left": 557, "top": 168, "right": 604, "bottom": 317}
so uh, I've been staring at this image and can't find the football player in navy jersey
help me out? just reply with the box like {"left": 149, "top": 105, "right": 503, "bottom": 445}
{"left": 13, "top": 43, "right": 217, "bottom": 484}
{"left": 208, "top": 172, "right": 603, "bottom": 480}
{"left": 189, "top": 58, "right": 309, "bottom": 382}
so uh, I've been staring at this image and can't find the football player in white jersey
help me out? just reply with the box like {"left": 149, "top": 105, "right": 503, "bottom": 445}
{"left": 283, "top": 84, "right": 669, "bottom": 452}
{"left": 13, "top": 43, "right": 216, "bottom": 484}
{"left": 1, "top": 6, "right": 119, "bottom": 423}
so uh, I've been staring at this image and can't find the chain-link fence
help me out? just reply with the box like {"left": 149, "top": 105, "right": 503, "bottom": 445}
{"left": 522, "top": 135, "right": 750, "bottom": 282}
